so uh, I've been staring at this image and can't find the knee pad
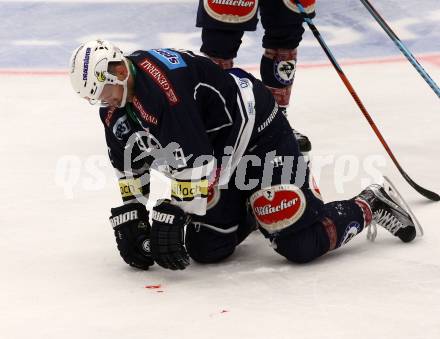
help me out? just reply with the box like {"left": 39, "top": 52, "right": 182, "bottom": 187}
{"left": 274, "top": 223, "right": 329, "bottom": 263}
{"left": 260, "top": 48, "right": 297, "bottom": 106}
{"left": 185, "top": 222, "right": 238, "bottom": 263}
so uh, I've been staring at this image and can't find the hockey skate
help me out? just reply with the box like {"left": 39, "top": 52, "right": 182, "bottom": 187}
{"left": 357, "top": 177, "right": 423, "bottom": 243}
{"left": 292, "top": 128, "right": 312, "bottom": 153}
{"left": 279, "top": 107, "right": 312, "bottom": 153}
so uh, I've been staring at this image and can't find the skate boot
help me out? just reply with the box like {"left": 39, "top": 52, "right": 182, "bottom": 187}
{"left": 357, "top": 181, "right": 418, "bottom": 243}
{"left": 279, "top": 107, "right": 312, "bottom": 153}
{"left": 292, "top": 128, "right": 312, "bottom": 153}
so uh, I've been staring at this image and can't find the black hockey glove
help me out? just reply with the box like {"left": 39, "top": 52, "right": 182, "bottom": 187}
{"left": 109, "top": 203, "right": 154, "bottom": 270}
{"left": 150, "top": 200, "right": 191, "bottom": 270}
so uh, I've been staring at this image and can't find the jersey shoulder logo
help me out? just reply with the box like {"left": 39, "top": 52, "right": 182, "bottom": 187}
{"left": 147, "top": 49, "right": 187, "bottom": 70}
{"left": 112, "top": 115, "right": 131, "bottom": 140}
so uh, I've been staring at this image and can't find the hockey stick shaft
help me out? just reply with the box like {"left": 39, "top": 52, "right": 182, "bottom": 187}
{"left": 295, "top": 1, "right": 439, "bottom": 201}
{"left": 359, "top": 0, "right": 440, "bottom": 99}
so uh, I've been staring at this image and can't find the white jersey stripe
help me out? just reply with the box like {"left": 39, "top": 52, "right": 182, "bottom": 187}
{"left": 219, "top": 74, "right": 256, "bottom": 185}
{"left": 192, "top": 222, "right": 239, "bottom": 234}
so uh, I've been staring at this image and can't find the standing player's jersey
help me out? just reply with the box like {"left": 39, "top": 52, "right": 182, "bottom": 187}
{"left": 99, "top": 49, "right": 276, "bottom": 215}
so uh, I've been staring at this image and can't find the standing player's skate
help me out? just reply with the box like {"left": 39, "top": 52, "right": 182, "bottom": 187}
{"left": 279, "top": 107, "right": 312, "bottom": 153}
{"left": 292, "top": 128, "right": 312, "bottom": 153}
{"left": 357, "top": 177, "right": 423, "bottom": 242}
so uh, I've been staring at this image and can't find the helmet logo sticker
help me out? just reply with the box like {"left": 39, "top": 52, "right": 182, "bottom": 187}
{"left": 96, "top": 71, "right": 106, "bottom": 82}
{"left": 95, "top": 58, "right": 108, "bottom": 82}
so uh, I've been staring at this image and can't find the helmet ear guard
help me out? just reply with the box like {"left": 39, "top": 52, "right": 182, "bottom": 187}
{"left": 69, "top": 39, "right": 130, "bottom": 107}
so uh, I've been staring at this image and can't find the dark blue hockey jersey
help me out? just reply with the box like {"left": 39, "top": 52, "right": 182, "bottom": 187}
{"left": 99, "top": 49, "right": 277, "bottom": 215}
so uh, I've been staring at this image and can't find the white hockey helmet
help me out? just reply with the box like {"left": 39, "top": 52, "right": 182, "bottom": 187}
{"left": 69, "top": 39, "right": 130, "bottom": 107}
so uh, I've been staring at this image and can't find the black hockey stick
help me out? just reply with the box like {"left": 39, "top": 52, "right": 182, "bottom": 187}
{"left": 295, "top": 0, "right": 439, "bottom": 201}
{"left": 359, "top": 0, "right": 439, "bottom": 99}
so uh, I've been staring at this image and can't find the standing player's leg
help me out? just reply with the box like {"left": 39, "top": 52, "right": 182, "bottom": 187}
{"left": 259, "top": 0, "right": 316, "bottom": 152}
{"left": 200, "top": 29, "right": 244, "bottom": 69}
{"left": 195, "top": 0, "right": 259, "bottom": 69}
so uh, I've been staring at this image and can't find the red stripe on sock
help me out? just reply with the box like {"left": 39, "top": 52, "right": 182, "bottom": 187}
{"left": 321, "top": 217, "right": 337, "bottom": 251}
{"left": 355, "top": 198, "right": 373, "bottom": 228}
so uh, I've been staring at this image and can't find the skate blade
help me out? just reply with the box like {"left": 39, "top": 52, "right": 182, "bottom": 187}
{"left": 383, "top": 176, "right": 424, "bottom": 237}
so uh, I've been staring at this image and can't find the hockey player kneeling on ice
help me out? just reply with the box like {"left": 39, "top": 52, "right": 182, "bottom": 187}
{"left": 69, "top": 40, "right": 420, "bottom": 271}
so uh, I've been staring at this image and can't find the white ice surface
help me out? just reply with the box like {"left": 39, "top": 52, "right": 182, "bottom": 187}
{"left": 1, "top": 1, "right": 440, "bottom": 339}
